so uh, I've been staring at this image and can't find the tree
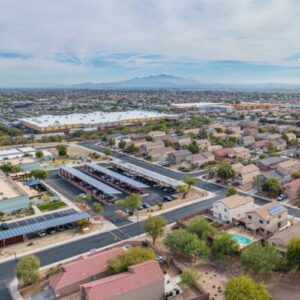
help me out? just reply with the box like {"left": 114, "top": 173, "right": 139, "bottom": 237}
{"left": 158, "top": 202, "right": 164, "bottom": 210}
{"left": 56, "top": 144, "right": 67, "bottom": 157}
{"left": 217, "top": 160, "right": 235, "bottom": 181}
{"left": 212, "top": 232, "right": 239, "bottom": 260}
{"left": 186, "top": 216, "right": 216, "bottom": 239}
{"left": 286, "top": 238, "right": 300, "bottom": 270}
{"left": 16, "top": 255, "right": 40, "bottom": 286}
{"left": 107, "top": 247, "right": 155, "bottom": 275}
{"left": 164, "top": 229, "right": 209, "bottom": 260}
{"left": 226, "top": 187, "right": 237, "bottom": 197}
{"left": 177, "top": 185, "right": 188, "bottom": 198}
{"left": 144, "top": 215, "right": 167, "bottom": 244}
{"left": 118, "top": 194, "right": 142, "bottom": 234}
{"left": 125, "top": 143, "right": 138, "bottom": 154}
{"left": 241, "top": 243, "right": 281, "bottom": 277}
{"left": 181, "top": 267, "right": 200, "bottom": 286}
{"left": 118, "top": 140, "right": 126, "bottom": 149}
{"left": 0, "top": 162, "right": 21, "bottom": 174}
{"left": 267, "top": 141, "right": 275, "bottom": 153}
{"left": 35, "top": 150, "right": 44, "bottom": 160}
{"left": 187, "top": 141, "right": 199, "bottom": 154}
{"left": 291, "top": 170, "right": 300, "bottom": 179}
{"left": 183, "top": 176, "right": 197, "bottom": 197}
{"left": 77, "top": 219, "right": 91, "bottom": 230}
{"left": 30, "top": 169, "right": 48, "bottom": 180}
{"left": 225, "top": 275, "right": 270, "bottom": 300}
{"left": 93, "top": 203, "right": 103, "bottom": 214}
{"left": 104, "top": 148, "right": 112, "bottom": 156}
{"left": 262, "top": 178, "right": 281, "bottom": 197}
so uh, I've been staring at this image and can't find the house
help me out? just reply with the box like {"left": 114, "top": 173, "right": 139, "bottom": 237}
{"left": 273, "top": 139, "right": 287, "bottom": 151}
{"left": 285, "top": 132, "right": 296, "bottom": 141}
{"left": 189, "top": 152, "right": 215, "bottom": 168}
{"left": 283, "top": 178, "right": 300, "bottom": 199}
{"left": 256, "top": 156, "right": 287, "bottom": 171}
{"left": 253, "top": 140, "right": 268, "bottom": 150}
{"left": 255, "top": 168, "right": 291, "bottom": 192}
{"left": 167, "top": 149, "right": 192, "bottom": 165}
{"left": 277, "top": 159, "right": 300, "bottom": 173}
{"left": 233, "top": 164, "right": 260, "bottom": 186}
{"left": 240, "top": 136, "right": 255, "bottom": 147}
{"left": 244, "top": 202, "right": 288, "bottom": 235}
{"left": 196, "top": 139, "right": 211, "bottom": 150}
{"left": 148, "top": 146, "right": 174, "bottom": 162}
{"left": 268, "top": 133, "right": 282, "bottom": 141}
{"left": 214, "top": 148, "right": 230, "bottom": 161}
{"left": 139, "top": 140, "right": 165, "bottom": 156}
{"left": 213, "top": 195, "right": 255, "bottom": 222}
{"left": 175, "top": 136, "right": 192, "bottom": 148}
{"left": 268, "top": 222, "right": 300, "bottom": 252}
{"left": 49, "top": 247, "right": 123, "bottom": 298}
{"left": 243, "top": 128, "right": 257, "bottom": 136}
{"left": 107, "top": 134, "right": 132, "bottom": 148}
{"left": 148, "top": 131, "right": 166, "bottom": 138}
{"left": 80, "top": 260, "right": 164, "bottom": 300}
{"left": 228, "top": 147, "right": 251, "bottom": 160}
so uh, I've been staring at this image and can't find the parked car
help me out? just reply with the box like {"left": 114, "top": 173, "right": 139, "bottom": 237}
{"left": 0, "top": 223, "right": 9, "bottom": 230}
{"left": 163, "top": 196, "right": 173, "bottom": 202}
{"left": 156, "top": 255, "right": 167, "bottom": 263}
{"left": 142, "top": 202, "right": 151, "bottom": 209}
{"left": 277, "top": 194, "right": 288, "bottom": 201}
{"left": 37, "top": 230, "right": 47, "bottom": 237}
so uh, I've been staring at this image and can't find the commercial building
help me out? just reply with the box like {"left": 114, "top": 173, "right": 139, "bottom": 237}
{"left": 21, "top": 110, "right": 177, "bottom": 133}
{"left": 232, "top": 102, "right": 279, "bottom": 111}
{"left": 171, "top": 102, "right": 234, "bottom": 113}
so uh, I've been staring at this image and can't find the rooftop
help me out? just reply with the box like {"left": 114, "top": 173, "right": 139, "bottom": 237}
{"left": 217, "top": 195, "right": 254, "bottom": 210}
{"left": 247, "top": 202, "right": 287, "bottom": 221}
{"left": 81, "top": 260, "right": 164, "bottom": 300}
{"left": 21, "top": 110, "right": 176, "bottom": 128}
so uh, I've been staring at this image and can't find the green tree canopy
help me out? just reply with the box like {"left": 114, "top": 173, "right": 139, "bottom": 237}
{"left": 35, "top": 150, "right": 44, "bottom": 159}
{"left": 225, "top": 275, "right": 270, "bottom": 300}
{"left": 217, "top": 160, "right": 235, "bottom": 181}
{"left": 56, "top": 144, "right": 68, "bottom": 157}
{"left": 286, "top": 237, "right": 300, "bottom": 270}
{"left": 164, "top": 229, "right": 210, "bottom": 260}
{"left": 104, "top": 148, "right": 112, "bottom": 156}
{"left": 30, "top": 169, "right": 48, "bottom": 180}
{"left": 92, "top": 203, "right": 103, "bottom": 214}
{"left": 0, "top": 162, "right": 21, "bottom": 174}
{"left": 107, "top": 247, "right": 155, "bottom": 275}
{"left": 16, "top": 255, "right": 41, "bottom": 286}
{"left": 226, "top": 187, "right": 237, "bottom": 197}
{"left": 144, "top": 215, "right": 167, "bottom": 244}
{"left": 181, "top": 267, "right": 200, "bottom": 286}
{"left": 118, "top": 193, "right": 142, "bottom": 211}
{"left": 212, "top": 232, "right": 239, "bottom": 260}
{"left": 186, "top": 216, "right": 216, "bottom": 239}
{"left": 262, "top": 178, "right": 281, "bottom": 197}
{"left": 241, "top": 243, "right": 281, "bottom": 277}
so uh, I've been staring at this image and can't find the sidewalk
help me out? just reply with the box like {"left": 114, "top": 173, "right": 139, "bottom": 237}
{"left": 0, "top": 220, "right": 117, "bottom": 264}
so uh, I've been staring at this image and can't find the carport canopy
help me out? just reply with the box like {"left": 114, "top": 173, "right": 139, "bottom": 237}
{"left": 0, "top": 212, "right": 91, "bottom": 240}
{"left": 61, "top": 166, "right": 122, "bottom": 195}
{"left": 85, "top": 163, "right": 148, "bottom": 189}
{"left": 112, "top": 160, "right": 184, "bottom": 188}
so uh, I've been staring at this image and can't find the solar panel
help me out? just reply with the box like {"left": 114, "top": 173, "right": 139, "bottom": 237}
{"left": 61, "top": 166, "right": 121, "bottom": 195}
{"left": 85, "top": 163, "right": 148, "bottom": 189}
{"left": 268, "top": 204, "right": 285, "bottom": 216}
{"left": 0, "top": 212, "right": 91, "bottom": 240}
{"left": 112, "top": 160, "right": 183, "bottom": 188}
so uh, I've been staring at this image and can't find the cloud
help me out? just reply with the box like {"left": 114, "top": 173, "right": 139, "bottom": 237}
{"left": 1, "top": 0, "right": 300, "bottom": 85}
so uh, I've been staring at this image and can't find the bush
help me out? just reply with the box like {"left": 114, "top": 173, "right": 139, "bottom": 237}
{"left": 186, "top": 216, "right": 216, "bottom": 239}
{"left": 181, "top": 267, "right": 200, "bottom": 286}
{"left": 107, "top": 247, "right": 155, "bottom": 275}
{"left": 16, "top": 255, "right": 40, "bottom": 286}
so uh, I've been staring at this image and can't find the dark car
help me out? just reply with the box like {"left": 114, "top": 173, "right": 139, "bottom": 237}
{"left": 142, "top": 202, "right": 151, "bottom": 209}
{"left": 0, "top": 223, "right": 9, "bottom": 230}
{"left": 163, "top": 196, "right": 173, "bottom": 202}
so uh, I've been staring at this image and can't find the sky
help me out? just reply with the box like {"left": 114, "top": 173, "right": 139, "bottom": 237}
{"left": 1, "top": 0, "right": 300, "bottom": 86}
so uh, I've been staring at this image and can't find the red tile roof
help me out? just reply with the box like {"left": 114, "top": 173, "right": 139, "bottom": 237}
{"left": 81, "top": 260, "right": 164, "bottom": 300}
{"left": 49, "top": 247, "right": 123, "bottom": 291}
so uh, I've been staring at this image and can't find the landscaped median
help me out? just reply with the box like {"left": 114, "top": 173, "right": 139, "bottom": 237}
{"left": 37, "top": 200, "right": 67, "bottom": 212}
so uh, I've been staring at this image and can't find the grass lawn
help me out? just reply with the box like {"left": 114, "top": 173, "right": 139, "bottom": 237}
{"left": 37, "top": 201, "right": 67, "bottom": 211}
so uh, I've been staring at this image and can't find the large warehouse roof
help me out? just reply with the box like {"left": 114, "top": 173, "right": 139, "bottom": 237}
{"left": 112, "top": 160, "right": 183, "bottom": 188}
{"left": 21, "top": 110, "right": 177, "bottom": 128}
{"left": 85, "top": 163, "right": 148, "bottom": 189}
{"left": 0, "top": 212, "right": 90, "bottom": 240}
{"left": 61, "top": 166, "right": 121, "bottom": 195}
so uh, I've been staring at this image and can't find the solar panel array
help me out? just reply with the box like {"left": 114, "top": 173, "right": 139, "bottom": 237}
{"left": 85, "top": 163, "right": 148, "bottom": 189}
{"left": 61, "top": 166, "right": 121, "bottom": 195}
{"left": 112, "top": 160, "right": 183, "bottom": 188}
{"left": 0, "top": 212, "right": 91, "bottom": 240}
{"left": 268, "top": 204, "right": 285, "bottom": 216}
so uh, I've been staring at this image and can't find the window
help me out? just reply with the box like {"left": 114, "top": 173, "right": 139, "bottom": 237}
{"left": 224, "top": 208, "right": 227, "bottom": 212}
{"left": 278, "top": 215, "right": 281, "bottom": 219}
{"left": 248, "top": 215, "right": 252, "bottom": 220}
{"left": 259, "top": 220, "right": 263, "bottom": 224}
{"left": 267, "top": 220, "right": 270, "bottom": 224}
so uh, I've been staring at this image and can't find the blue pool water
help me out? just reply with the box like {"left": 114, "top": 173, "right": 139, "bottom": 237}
{"left": 231, "top": 234, "right": 252, "bottom": 245}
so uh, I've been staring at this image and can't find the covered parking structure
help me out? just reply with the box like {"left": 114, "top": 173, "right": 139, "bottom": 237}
{"left": 83, "top": 163, "right": 148, "bottom": 194}
{"left": 59, "top": 166, "right": 121, "bottom": 205}
{"left": 111, "top": 160, "right": 184, "bottom": 190}
{"left": 0, "top": 211, "right": 90, "bottom": 247}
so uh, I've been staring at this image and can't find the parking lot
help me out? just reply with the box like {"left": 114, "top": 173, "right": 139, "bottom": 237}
{"left": 45, "top": 166, "right": 177, "bottom": 227}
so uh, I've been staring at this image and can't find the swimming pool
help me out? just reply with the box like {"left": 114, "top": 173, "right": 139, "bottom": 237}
{"left": 231, "top": 234, "right": 252, "bottom": 245}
